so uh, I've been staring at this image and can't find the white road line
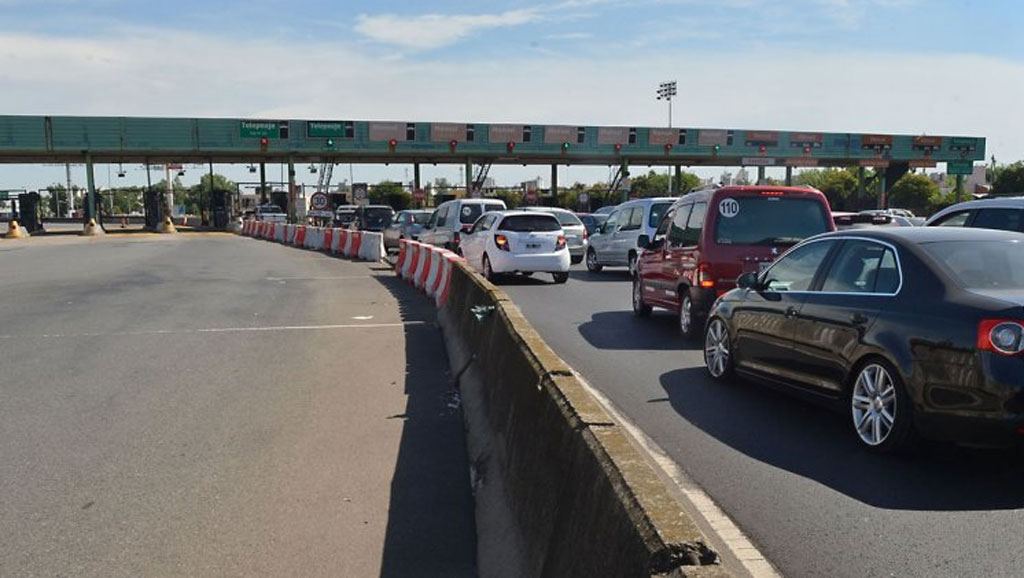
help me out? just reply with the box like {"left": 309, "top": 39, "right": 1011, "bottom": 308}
{"left": 574, "top": 372, "right": 784, "bottom": 578}
{"left": 0, "top": 322, "right": 423, "bottom": 340}
{"left": 264, "top": 276, "right": 373, "bottom": 281}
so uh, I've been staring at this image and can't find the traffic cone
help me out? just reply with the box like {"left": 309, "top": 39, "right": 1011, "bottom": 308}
{"left": 156, "top": 216, "right": 177, "bottom": 234}
{"left": 4, "top": 219, "right": 27, "bottom": 239}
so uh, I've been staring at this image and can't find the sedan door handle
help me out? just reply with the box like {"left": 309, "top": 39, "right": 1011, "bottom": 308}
{"left": 850, "top": 313, "right": 869, "bottom": 326}
{"left": 785, "top": 306, "right": 799, "bottom": 318}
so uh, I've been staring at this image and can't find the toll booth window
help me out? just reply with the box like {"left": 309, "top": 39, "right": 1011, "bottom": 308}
{"left": 577, "top": 127, "right": 586, "bottom": 144}
{"left": 726, "top": 131, "right": 734, "bottom": 146}
{"left": 467, "top": 124, "right": 475, "bottom": 142}
{"left": 678, "top": 130, "right": 687, "bottom": 145}
{"left": 406, "top": 123, "right": 416, "bottom": 141}
{"left": 628, "top": 128, "right": 637, "bottom": 145}
{"left": 344, "top": 122, "right": 354, "bottom": 138}
{"left": 278, "top": 121, "right": 289, "bottom": 139}
{"left": 523, "top": 126, "right": 532, "bottom": 143}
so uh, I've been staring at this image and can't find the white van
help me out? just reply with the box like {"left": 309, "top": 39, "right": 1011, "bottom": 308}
{"left": 419, "top": 198, "right": 507, "bottom": 251}
{"left": 586, "top": 197, "right": 676, "bottom": 275}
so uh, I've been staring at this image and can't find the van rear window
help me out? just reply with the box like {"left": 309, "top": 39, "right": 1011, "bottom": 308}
{"left": 460, "top": 203, "right": 506, "bottom": 224}
{"left": 714, "top": 197, "right": 829, "bottom": 245}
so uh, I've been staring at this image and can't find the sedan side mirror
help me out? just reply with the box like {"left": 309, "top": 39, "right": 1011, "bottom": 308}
{"left": 736, "top": 272, "right": 760, "bottom": 290}
{"left": 637, "top": 234, "right": 651, "bottom": 249}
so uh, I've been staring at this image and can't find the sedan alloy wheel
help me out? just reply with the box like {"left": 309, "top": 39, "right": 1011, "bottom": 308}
{"left": 704, "top": 318, "right": 732, "bottom": 379}
{"left": 850, "top": 361, "right": 912, "bottom": 452}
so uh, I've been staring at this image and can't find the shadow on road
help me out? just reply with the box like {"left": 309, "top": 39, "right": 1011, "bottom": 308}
{"left": 372, "top": 274, "right": 478, "bottom": 577}
{"left": 569, "top": 268, "right": 632, "bottom": 283}
{"left": 660, "top": 367, "right": 1024, "bottom": 511}
{"left": 578, "top": 310, "right": 702, "bottom": 352}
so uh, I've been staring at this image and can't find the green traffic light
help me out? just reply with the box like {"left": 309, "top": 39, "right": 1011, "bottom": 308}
{"left": 562, "top": 142, "right": 570, "bottom": 150}
{"left": 327, "top": 138, "right": 335, "bottom": 147}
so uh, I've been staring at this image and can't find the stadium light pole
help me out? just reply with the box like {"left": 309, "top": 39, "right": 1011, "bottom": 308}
{"left": 656, "top": 81, "right": 677, "bottom": 128}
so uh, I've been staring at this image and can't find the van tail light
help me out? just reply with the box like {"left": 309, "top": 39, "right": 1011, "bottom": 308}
{"left": 761, "top": 191, "right": 785, "bottom": 196}
{"left": 697, "top": 263, "right": 715, "bottom": 289}
{"left": 977, "top": 319, "right": 1024, "bottom": 356}
{"left": 461, "top": 224, "right": 474, "bottom": 234}
{"left": 555, "top": 236, "right": 567, "bottom": 251}
{"left": 495, "top": 234, "right": 510, "bottom": 251}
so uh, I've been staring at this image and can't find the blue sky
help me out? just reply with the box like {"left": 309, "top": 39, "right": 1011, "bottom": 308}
{"left": 1, "top": 0, "right": 1022, "bottom": 191}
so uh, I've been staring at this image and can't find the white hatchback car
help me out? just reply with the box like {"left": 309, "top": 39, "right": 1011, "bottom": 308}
{"left": 459, "top": 211, "right": 571, "bottom": 284}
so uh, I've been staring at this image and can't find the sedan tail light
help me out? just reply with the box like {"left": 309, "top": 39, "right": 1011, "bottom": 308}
{"left": 453, "top": 232, "right": 461, "bottom": 247}
{"left": 977, "top": 320, "right": 1024, "bottom": 356}
{"left": 495, "top": 234, "right": 510, "bottom": 251}
{"left": 697, "top": 263, "right": 715, "bottom": 289}
{"left": 555, "top": 236, "right": 567, "bottom": 251}
{"left": 582, "top": 228, "right": 589, "bottom": 241}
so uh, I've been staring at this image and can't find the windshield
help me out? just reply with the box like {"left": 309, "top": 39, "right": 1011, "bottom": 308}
{"left": 498, "top": 214, "right": 561, "bottom": 232}
{"left": 460, "top": 203, "right": 505, "bottom": 224}
{"left": 715, "top": 197, "right": 830, "bottom": 245}
{"left": 410, "top": 212, "right": 432, "bottom": 225}
{"left": 362, "top": 208, "right": 394, "bottom": 227}
{"left": 544, "top": 211, "right": 583, "bottom": 226}
{"left": 921, "top": 240, "right": 1024, "bottom": 290}
{"left": 649, "top": 202, "right": 671, "bottom": 228}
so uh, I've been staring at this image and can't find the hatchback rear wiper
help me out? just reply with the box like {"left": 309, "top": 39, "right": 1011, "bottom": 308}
{"left": 752, "top": 236, "right": 802, "bottom": 245}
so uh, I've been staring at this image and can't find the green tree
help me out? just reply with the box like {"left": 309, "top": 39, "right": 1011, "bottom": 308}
{"left": 793, "top": 168, "right": 858, "bottom": 210}
{"left": 676, "top": 171, "right": 702, "bottom": 193}
{"left": 991, "top": 161, "right": 1024, "bottom": 196}
{"left": 887, "top": 173, "right": 941, "bottom": 215}
{"left": 629, "top": 170, "right": 672, "bottom": 197}
{"left": 370, "top": 180, "right": 411, "bottom": 209}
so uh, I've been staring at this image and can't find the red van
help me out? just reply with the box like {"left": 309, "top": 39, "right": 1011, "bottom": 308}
{"left": 633, "top": 185, "right": 835, "bottom": 338}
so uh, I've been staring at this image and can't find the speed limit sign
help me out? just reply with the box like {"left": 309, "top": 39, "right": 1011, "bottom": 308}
{"left": 310, "top": 192, "right": 329, "bottom": 211}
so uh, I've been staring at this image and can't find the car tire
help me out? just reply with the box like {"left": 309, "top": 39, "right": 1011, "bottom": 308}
{"left": 849, "top": 358, "right": 915, "bottom": 453}
{"left": 571, "top": 255, "right": 583, "bottom": 265}
{"left": 628, "top": 251, "right": 638, "bottom": 277}
{"left": 552, "top": 272, "right": 569, "bottom": 284}
{"left": 586, "top": 248, "right": 603, "bottom": 272}
{"left": 482, "top": 254, "right": 497, "bottom": 283}
{"left": 704, "top": 317, "right": 734, "bottom": 381}
{"left": 678, "top": 290, "right": 698, "bottom": 340}
{"left": 632, "top": 277, "right": 652, "bottom": 317}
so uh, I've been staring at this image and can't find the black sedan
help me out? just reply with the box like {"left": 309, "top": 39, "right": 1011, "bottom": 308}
{"left": 703, "top": 227, "right": 1024, "bottom": 452}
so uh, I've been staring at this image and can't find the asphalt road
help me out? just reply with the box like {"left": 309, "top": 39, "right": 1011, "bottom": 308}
{"left": 0, "top": 234, "right": 476, "bottom": 577}
{"left": 500, "top": 264, "right": 1024, "bottom": 578}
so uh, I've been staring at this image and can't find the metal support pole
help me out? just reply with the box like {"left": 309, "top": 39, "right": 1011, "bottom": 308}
{"left": 785, "top": 166, "right": 793, "bottom": 186}
{"left": 205, "top": 160, "right": 214, "bottom": 226}
{"left": 259, "top": 163, "right": 267, "bottom": 204}
{"left": 65, "top": 163, "right": 74, "bottom": 217}
{"left": 465, "top": 159, "right": 473, "bottom": 197}
{"left": 85, "top": 154, "right": 96, "bottom": 222}
{"left": 413, "top": 163, "right": 421, "bottom": 192}
{"left": 955, "top": 174, "right": 964, "bottom": 204}
{"left": 551, "top": 164, "right": 558, "bottom": 202}
{"left": 757, "top": 166, "right": 766, "bottom": 185}
{"left": 287, "top": 157, "right": 296, "bottom": 222}
{"left": 673, "top": 165, "right": 682, "bottom": 194}
{"left": 878, "top": 174, "right": 888, "bottom": 209}
{"left": 857, "top": 167, "right": 866, "bottom": 207}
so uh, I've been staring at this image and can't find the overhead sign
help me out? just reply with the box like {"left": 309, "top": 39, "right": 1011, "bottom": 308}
{"left": 430, "top": 123, "right": 467, "bottom": 143}
{"left": 543, "top": 125, "right": 576, "bottom": 144}
{"left": 597, "top": 127, "right": 629, "bottom": 145}
{"left": 368, "top": 122, "right": 407, "bottom": 142}
{"left": 908, "top": 160, "right": 937, "bottom": 168}
{"left": 947, "top": 161, "right": 975, "bottom": 175}
{"left": 648, "top": 128, "right": 680, "bottom": 146}
{"left": 741, "top": 157, "right": 776, "bottom": 166}
{"left": 490, "top": 124, "right": 524, "bottom": 143}
{"left": 307, "top": 121, "right": 347, "bottom": 138}
{"left": 309, "top": 192, "right": 329, "bottom": 210}
{"left": 353, "top": 183, "right": 368, "bottom": 205}
{"left": 240, "top": 120, "right": 277, "bottom": 138}
{"left": 0, "top": 191, "right": 9, "bottom": 201}
{"left": 786, "top": 158, "right": 819, "bottom": 167}
{"left": 166, "top": 163, "right": 183, "bottom": 170}
{"left": 859, "top": 159, "right": 890, "bottom": 168}
{"left": 861, "top": 134, "right": 893, "bottom": 149}
{"left": 697, "top": 129, "right": 729, "bottom": 147}
{"left": 913, "top": 136, "right": 943, "bottom": 148}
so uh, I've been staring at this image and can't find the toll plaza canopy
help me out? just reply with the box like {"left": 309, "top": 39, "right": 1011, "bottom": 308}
{"left": 0, "top": 115, "right": 985, "bottom": 170}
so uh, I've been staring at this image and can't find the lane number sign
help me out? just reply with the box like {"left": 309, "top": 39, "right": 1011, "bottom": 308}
{"left": 719, "top": 198, "right": 740, "bottom": 218}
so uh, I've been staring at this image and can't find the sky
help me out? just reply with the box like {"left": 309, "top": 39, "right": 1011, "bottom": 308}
{"left": 0, "top": 0, "right": 1022, "bottom": 191}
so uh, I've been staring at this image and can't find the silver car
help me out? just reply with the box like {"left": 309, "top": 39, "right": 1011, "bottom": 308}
{"left": 528, "top": 207, "right": 588, "bottom": 264}
{"left": 586, "top": 197, "right": 676, "bottom": 275}
{"left": 383, "top": 209, "right": 434, "bottom": 250}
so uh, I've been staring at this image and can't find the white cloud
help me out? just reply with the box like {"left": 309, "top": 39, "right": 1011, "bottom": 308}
{"left": 546, "top": 32, "right": 593, "bottom": 40}
{"left": 354, "top": 10, "right": 540, "bottom": 51}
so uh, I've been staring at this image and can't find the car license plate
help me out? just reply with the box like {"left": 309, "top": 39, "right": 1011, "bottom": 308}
{"left": 526, "top": 243, "right": 541, "bottom": 250}
{"left": 758, "top": 261, "right": 771, "bottom": 273}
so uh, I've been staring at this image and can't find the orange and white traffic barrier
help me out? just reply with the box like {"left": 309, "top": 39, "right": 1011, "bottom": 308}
{"left": 403, "top": 243, "right": 421, "bottom": 281}
{"left": 323, "top": 228, "right": 334, "bottom": 251}
{"left": 349, "top": 231, "right": 363, "bottom": 258}
{"left": 425, "top": 247, "right": 449, "bottom": 298}
{"left": 294, "top": 225, "right": 304, "bottom": 247}
{"left": 396, "top": 240, "right": 409, "bottom": 275}
{"left": 436, "top": 252, "right": 465, "bottom": 308}
{"left": 332, "top": 229, "right": 344, "bottom": 254}
{"left": 412, "top": 244, "right": 432, "bottom": 289}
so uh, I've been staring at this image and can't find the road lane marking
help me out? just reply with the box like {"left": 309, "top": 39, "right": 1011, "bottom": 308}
{"left": 0, "top": 322, "right": 424, "bottom": 340}
{"left": 264, "top": 276, "right": 374, "bottom": 281}
{"left": 574, "top": 371, "right": 784, "bottom": 578}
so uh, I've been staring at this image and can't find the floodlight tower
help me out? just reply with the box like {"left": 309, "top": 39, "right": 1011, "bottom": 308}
{"left": 656, "top": 81, "right": 677, "bottom": 128}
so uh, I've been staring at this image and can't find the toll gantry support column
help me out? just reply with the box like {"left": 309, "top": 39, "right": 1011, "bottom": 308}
{"left": 757, "top": 166, "right": 766, "bottom": 185}
{"left": 259, "top": 163, "right": 267, "bottom": 205}
{"left": 413, "top": 163, "right": 421, "bottom": 192}
{"left": 287, "top": 157, "right": 297, "bottom": 223}
{"left": 785, "top": 166, "right": 793, "bottom": 186}
{"left": 85, "top": 153, "right": 96, "bottom": 222}
{"left": 465, "top": 159, "right": 473, "bottom": 197}
{"left": 674, "top": 166, "right": 682, "bottom": 194}
{"left": 551, "top": 164, "right": 558, "bottom": 202}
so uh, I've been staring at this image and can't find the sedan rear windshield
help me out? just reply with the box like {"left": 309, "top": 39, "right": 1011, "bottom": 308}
{"left": 362, "top": 208, "right": 394, "bottom": 227}
{"left": 544, "top": 211, "right": 583, "bottom": 226}
{"left": 715, "top": 197, "right": 830, "bottom": 245}
{"left": 410, "top": 212, "right": 432, "bottom": 225}
{"left": 460, "top": 203, "right": 505, "bottom": 224}
{"left": 920, "top": 240, "right": 1024, "bottom": 289}
{"left": 498, "top": 215, "right": 561, "bottom": 232}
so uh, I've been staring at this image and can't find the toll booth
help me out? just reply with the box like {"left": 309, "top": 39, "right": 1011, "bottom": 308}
{"left": 143, "top": 187, "right": 162, "bottom": 229}
{"left": 18, "top": 192, "right": 42, "bottom": 233}
{"left": 210, "top": 189, "right": 231, "bottom": 229}
{"left": 270, "top": 191, "right": 288, "bottom": 214}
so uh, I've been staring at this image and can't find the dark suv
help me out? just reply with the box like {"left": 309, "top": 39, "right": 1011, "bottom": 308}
{"left": 633, "top": 185, "right": 835, "bottom": 338}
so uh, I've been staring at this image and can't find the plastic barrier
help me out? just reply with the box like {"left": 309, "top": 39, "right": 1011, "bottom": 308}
{"left": 410, "top": 244, "right": 428, "bottom": 286}
{"left": 435, "top": 251, "right": 465, "bottom": 308}
{"left": 322, "top": 228, "right": 334, "bottom": 251}
{"left": 424, "top": 246, "right": 446, "bottom": 298}
{"left": 401, "top": 242, "right": 419, "bottom": 280}
{"left": 332, "top": 229, "right": 345, "bottom": 254}
{"left": 357, "top": 232, "right": 384, "bottom": 262}
{"left": 347, "top": 231, "right": 362, "bottom": 258}
{"left": 294, "top": 226, "right": 306, "bottom": 247}
{"left": 395, "top": 240, "right": 409, "bottom": 276}
{"left": 415, "top": 245, "right": 434, "bottom": 289}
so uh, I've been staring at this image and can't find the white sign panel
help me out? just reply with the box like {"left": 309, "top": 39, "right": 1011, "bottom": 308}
{"left": 543, "top": 125, "right": 576, "bottom": 144}
{"left": 489, "top": 124, "right": 523, "bottom": 143}
{"left": 369, "top": 122, "right": 407, "bottom": 142}
{"left": 430, "top": 123, "right": 467, "bottom": 143}
{"left": 597, "top": 127, "right": 629, "bottom": 145}
{"left": 648, "top": 128, "right": 679, "bottom": 146}
{"left": 741, "top": 157, "right": 777, "bottom": 166}
{"left": 697, "top": 129, "right": 729, "bottom": 147}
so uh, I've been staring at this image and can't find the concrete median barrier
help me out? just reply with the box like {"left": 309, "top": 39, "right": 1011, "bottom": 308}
{"left": 438, "top": 262, "right": 729, "bottom": 578}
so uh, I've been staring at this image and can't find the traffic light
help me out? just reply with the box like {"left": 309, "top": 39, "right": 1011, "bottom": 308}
{"left": 664, "top": 143, "right": 673, "bottom": 154}
{"left": 327, "top": 138, "right": 335, "bottom": 148}
{"left": 803, "top": 145, "right": 811, "bottom": 154}
{"left": 507, "top": 141, "right": 516, "bottom": 153}
{"left": 449, "top": 139, "right": 458, "bottom": 153}
{"left": 614, "top": 143, "right": 622, "bottom": 153}
{"left": 260, "top": 137, "right": 269, "bottom": 151}
{"left": 713, "top": 144, "right": 721, "bottom": 155}
{"left": 562, "top": 142, "right": 570, "bottom": 153}
{"left": 389, "top": 139, "right": 398, "bottom": 152}
{"left": 758, "top": 145, "right": 767, "bottom": 153}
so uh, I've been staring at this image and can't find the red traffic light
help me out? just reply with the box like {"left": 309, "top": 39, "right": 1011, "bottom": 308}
{"left": 449, "top": 139, "right": 458, "bottom": 152}
{"left": 507, "top": 141, "right": 516, "bottom": 153}
{"left": 664, "top": 143, "right": 673, "bottom": 153}
{"left": 614, "top": 143, "right": 622, "bottom": 153}
{"left": 803, "top": 145, "right": 812, "bottom": 154}
{"left": 759, "top": 145, "right": 767, "bottom": 153}
{"left": 259, "top": 137, "right": 269, "bottom": 150}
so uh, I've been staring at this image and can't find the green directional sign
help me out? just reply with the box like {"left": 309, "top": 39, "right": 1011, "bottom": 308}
{"left": 0, "top": 191, "right": 10, "bottom": 201}
{"left": 307, "top": 121, "right": 347, "bottom": 138}
{"left": 947, "top": 160, "right": 974, "bottom": 175}
{"left": 240, "top": 120, "right": 277, "bottom": 138}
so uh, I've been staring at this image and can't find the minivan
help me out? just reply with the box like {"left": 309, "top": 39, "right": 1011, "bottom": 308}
{"left": 633, "top": 186, "right": 835, "bottom": 338}
{"left": 350, "top": 204, "right": 395, "bottom": 232}
{"left": 419, "top": 198, "right": 507, "bottom": 251}
{"left": 925, "top": 197, "right": 1024, "bottom": 232}
{"left": 586, "top": 197, "right": 676, "bottom": 276}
